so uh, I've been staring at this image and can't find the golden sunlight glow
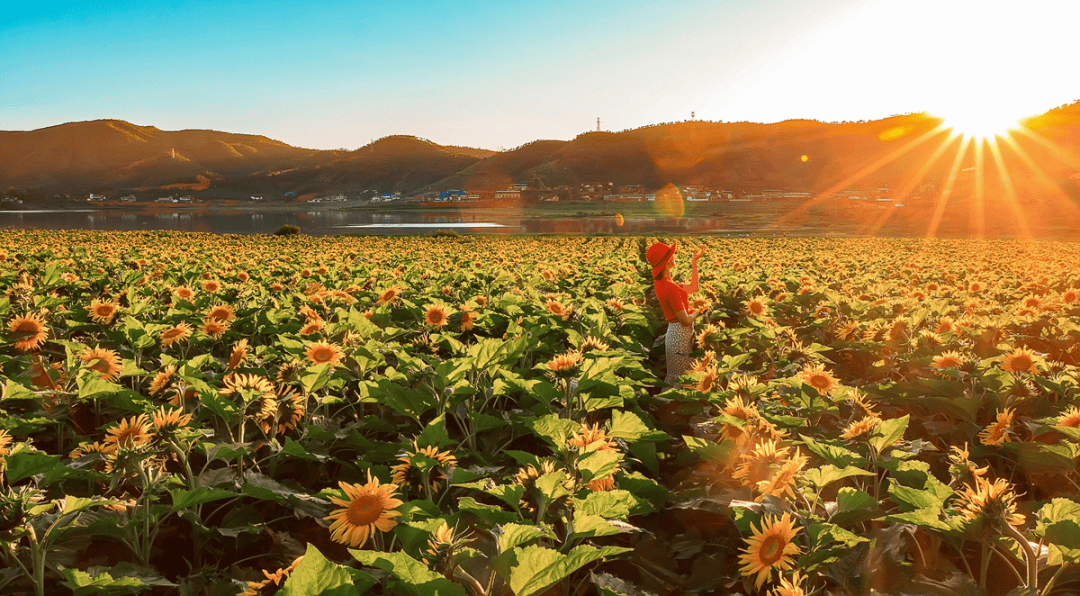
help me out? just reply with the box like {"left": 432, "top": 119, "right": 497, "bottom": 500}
{"left": 935, "top": 94, "right": 1036, "bottom": 141}
{"left": 940, "top": 110, "right": 1019, "bottom": 141}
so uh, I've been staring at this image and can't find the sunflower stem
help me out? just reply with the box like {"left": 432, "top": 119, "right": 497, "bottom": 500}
{"left": 1040, "top": 563, "right": 1067, "bottom": 596}
{"left": 979, "top": 542, "right": 990, "bottom": 591}
{"left": 1001, "top": 521, "right": 1037, "bottom": 593}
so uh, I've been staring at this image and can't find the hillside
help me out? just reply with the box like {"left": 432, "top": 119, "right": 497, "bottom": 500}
{"left": 3, "top": 104, "right": 1080, "bottom": 208}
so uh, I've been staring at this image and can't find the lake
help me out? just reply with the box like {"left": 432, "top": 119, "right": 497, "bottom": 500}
{"left": 0, "top": 207, "right": 761, "bottom": 236}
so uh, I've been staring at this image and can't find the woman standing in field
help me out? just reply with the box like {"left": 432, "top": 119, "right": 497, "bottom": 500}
{"left": 647, "top": 241, "right": 705, "bottom": 384}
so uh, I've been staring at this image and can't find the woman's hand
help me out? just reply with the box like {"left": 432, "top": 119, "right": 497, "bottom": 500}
{"left": 691, "top": 247, "right": 705, "bottom": 263}
{"left": 675, "top": 309, "right": 695, "bottom": 327}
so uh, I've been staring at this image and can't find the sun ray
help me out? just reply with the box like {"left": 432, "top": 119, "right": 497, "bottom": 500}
{"left": 890, "top": 133, "right": 965, "bottom": 205}
{"left": 972, "top": 139, "right": 985, "bottom": 239}
{"left": 1009, "top": 126, "right": 1080, "bottom": 171}
{"left": 985, "top": 136, "right": 1033, "bottom": 238}
{"left": 864, "top": 131, "right": 965, "bottom": 238}
{"left": 925, "top": 135, "right": 973, "bottom": 239}
{"left": 998, "top": 132, "right": 1080, "bottom": 219}
{"left": 765, "top": 124, "right": 951, "bottom": 231}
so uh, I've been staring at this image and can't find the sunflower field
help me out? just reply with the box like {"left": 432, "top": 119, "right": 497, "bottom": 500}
{"left": 2, "top": 230, "right": 1080, "bottom": 596}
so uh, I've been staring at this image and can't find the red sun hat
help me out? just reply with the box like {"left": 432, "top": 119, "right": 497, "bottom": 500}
{"left": 646, "top": 241, "right": 677, "bottom": 279}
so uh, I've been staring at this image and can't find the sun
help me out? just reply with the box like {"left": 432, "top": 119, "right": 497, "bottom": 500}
{"left": 940, "top": 110, "right": 1019, "bottom": 141}
{"left": 934, "top": 97, "right": 1031, "bottom": 141}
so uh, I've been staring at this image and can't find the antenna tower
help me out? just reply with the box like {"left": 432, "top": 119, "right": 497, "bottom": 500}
{"left": 596, "top": 118, "right": 600, "bottom": 132}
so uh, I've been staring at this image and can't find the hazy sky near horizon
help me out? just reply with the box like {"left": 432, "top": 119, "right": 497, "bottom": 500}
{"left": 3, "top": 0, "right": 1079, "bottom": 150}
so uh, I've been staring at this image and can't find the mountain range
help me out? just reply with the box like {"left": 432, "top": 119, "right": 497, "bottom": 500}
{"left": 2, "top": 104, "right": 1079, "bottom": 207}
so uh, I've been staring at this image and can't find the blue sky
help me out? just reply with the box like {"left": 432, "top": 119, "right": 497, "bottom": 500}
{"left": 3, "top": 0, "right": 1079, "bottom": 149}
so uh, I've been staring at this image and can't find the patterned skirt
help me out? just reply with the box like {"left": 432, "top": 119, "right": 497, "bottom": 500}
{"left": 665, "top": 321, "right": 694, "bottom": 384}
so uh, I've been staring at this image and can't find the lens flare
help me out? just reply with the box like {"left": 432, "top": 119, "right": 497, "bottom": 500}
{"left": 800, "top": 154, "right": 809, "bottom": 162}
{"left": 653, "top": 183, "right": 684, "bottom": 218}
{"left": 614, "top": 213, "right": 624, "bottom": 227}
{"left": 877, "top": 126, "right": 912, "bottom": 142}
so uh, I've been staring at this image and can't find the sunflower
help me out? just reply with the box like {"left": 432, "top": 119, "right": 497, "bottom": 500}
{"left": 275, "top": 385, "right": 306, "bottom": 434}
{"left": 80, "top": 346, "right": 122, "bottom": 381}
{"left": 299, "top": 317, "right": 325, "bottom": 336}
{"left": 547, "top": 350, "right": 583, "bottom": 377}
{"left": 423, "top": 522, "right": 473, "bottom": 568}
{"left": 220, "top": 373, "right": 275, "bottom": 400}
{"left": 738, "top": 513, "right": 802, "bottom": 589}
{"left": 1058, "top": 406, "right": 1080, "bottom": 428}
{"left": 459, "top": 309, "right": 477, "bottom": 332}
{"left": 377, "top": 286, "right": 402, "bottom": 306}
{"left": 172, "top": 286, "right": 196, "bottom": 301}
{"left": 389, "top": 443, "right": 458, "bottom": 494}
{"left": 69, "top": 440, "right": 115, "bottom": 460}
{"left": 840, "top": 416, "right": 881, "bottom": 441}
{"left": 797, "top": 364, "right": 839, "bottom": 395}
{"left": 206, "top": 304, "right": 236, "bottom": 323}
{"left": 8, "top": 312, "right": 49, "bottom": 352}
{"left": 568, "top": 422, "right": 617, "bottom": 452}
{"left": 424, "top": 304, "right": 449, "bottom": 328}
{"left": 757, "top": 449, "right": 808, "bottom": 500}
{"left": 277, "top": 359, "right": 305, "bottom": 384}
{"left": 202, "top": 319, "right": 230, "bottom": 338}
{"left": 27, "top": 355, "right": 62, "bottom": 389}
{"left": 932, "top": 351, "right": 965, "bottom": 370}
{"left": 1001, "top": 348, "right": 1038, "bottom": 374}
{"left": 696, "top": 324, "right": 723, "bottom": 349}
{"left": 324, "top": 473, "right": 404, "bottom": 548}
{"left": 580, "top": 336, "right": 610, "bottom": 353}
{"left": 151, "top": 406, "right": 193, "bottom": 433}
{"left": 948, "top": 443, "right": 989, "bottom": 487}
{"left": 149, "top": 365, "right": 177, "bottom": 395}
{"left": 733, "top": 439, "right": 791, "bottom": 487}
{"left": 958, "top": 476, "right": 1026, "bottom": 528}
{"left": 87, "top": 299, "right": 120, "bottom": 324}
{"left": 745, "top": 297, "right": 769, "bottom": 317}
{"left": 691, "top": 350, "right": 717, "bottom": 372}
{"left": 0, "top": 429, "right": 12, "bottom": 457}
{"left": 105, "top": 414, "right": 154, "bottom": 448}
{"left": 718, "top": 395, "right": 757, "bottom": 444}
{"left": 226, "top": 338, "right": 251, "bottom": 371}
{"left": 160, "top": 322, "right": 193, "bottom": 347}
{"left": 771, "top": 572, "right": 808, "bottom": 596}
{"left": 605, "top": 298, "right": 624, "bottom": 311}
{"left": 978, "top": 407, "right": 1015, "bottom": 446}
{"left": 694, "top": 366, "right": 719, "bottom": 393}
{"left": 545, "top": 300, "right": 567, "bottom": 317}
{"left": 849, "top": 390, "right": 880, "bottom": 417}
{"left": 202, "top": 279, "right": 221, "bottom": 293}
{"left": 305, "top": 342, "right": 344, "bottom": 366}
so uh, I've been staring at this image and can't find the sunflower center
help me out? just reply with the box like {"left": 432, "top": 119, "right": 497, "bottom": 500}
{"left": 809, "top": 374, "right": 830, "bottom": 390}
{"left": 346, "top": 494, "right": 384, "bottom": 526}
{"left": 758, "top": 535, "right": 785, "bottom": 566}
{"left": 1010, "top": 355, "right": 1032, "bottom": 370}
{"left": 15, "top": 321, "right": 41, "bottom": 333}
{"left": 312, "top": 348, "right": 334, "bottom": 362}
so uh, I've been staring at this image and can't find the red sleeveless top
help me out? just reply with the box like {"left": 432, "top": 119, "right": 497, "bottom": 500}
{"left": 654, "top": 277, "right": 688, "bottom": 322}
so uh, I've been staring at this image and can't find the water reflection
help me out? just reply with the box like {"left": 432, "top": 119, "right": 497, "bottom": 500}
{"left": 0, "top": 208, "right": 732, "bottom": 236}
